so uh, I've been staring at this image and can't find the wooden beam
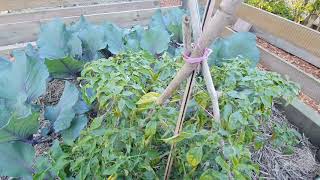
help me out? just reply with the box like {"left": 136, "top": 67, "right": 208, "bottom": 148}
{"left": 251, "top": 26, "right": 320, "bottom": 68}
{"left": 0, "top": 0, "right": 147, "bottom": 11}
{"left": 0, "top": 1, "right": 159, "bottom": 24}
{"left": 237, "top": 4, "right": 320, "bottom": 63}
{"left": 0, "top": 5, "right": 176, "bottom": 46}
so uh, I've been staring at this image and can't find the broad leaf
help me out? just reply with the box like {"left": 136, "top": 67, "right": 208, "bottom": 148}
{"left": 125, "top": 25, "right": 144, "bottom": 51}
{"left": 136, "top": 92, "right": 160, "bottom": 106}
{"left": 45, "top": 56, "right": 85, "bottom": 78}
{"left": 0, "top": 112, "right": 39, "bottom": 143}
{"left": 0, "top": 141, "right": 35, "bottom": 178}
{"left": 0, "top": 99, "right": 12, "bottom": 128}
{"left": 162, "top": 8, "right": 184, "bottom": 42}
{"left": 38, "top": 19, "right": 68, "bottom": 59}
{"left": 186, "top": 146, "right": 203, "bottom": 167}
{"left": 162, "top": 132, "right": 194, "bottom": 144}
{"left": 78, "top": 25, "right": 107, "bottom": 61}
{"left": 149, "top": 10, "right": 166, "bottom": 30}
{"left": 61, "top": 115, "right": 88, "bottom": 145}
{"left": 45, "top": 81, "right": 79, "bottom": 132}
{"left": 150, "top": 8, "right": 184, "bottom": 42}
{"left": 45, "top": 81, "right": 89, "bottom": 141}
{"left": 68, "top": 34, "right": 83, "bottom": 58}
{"left": 68, "top": 15, "right": 90, "bottom": 33}
{"left": 0, "top": 50, "right": 48, "bottom": 127}
{"left": 103, "top": 23, "right": 125, "bottom": 54}
{"left": 140, "top": 27, "right": 170, "bottom": 54}
{"left": 38, "top": 19, "right": 82, "bottom": 60}
{"left": 208, "top": 32, "right": 260, "bottom": 67}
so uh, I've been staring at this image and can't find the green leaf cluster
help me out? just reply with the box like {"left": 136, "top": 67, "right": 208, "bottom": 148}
{"left": 149, "top": 8, "right": 185, "bottom": 43}
{"left": 245, "top": 0, "right": 320, "bottom": 23}
{"left": 0, "top": 47, "right": 49, "bottom": 178}
{"left": 45, "top": 81, "right": 89, "bottom": 145}
{"left": 37, "top": 9, "right": 183, "bottom": 78}
{"left": 35, "top": 52, "right": 301, "bottom": 179}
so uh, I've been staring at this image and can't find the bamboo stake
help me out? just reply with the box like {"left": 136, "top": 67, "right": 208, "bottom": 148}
{"left": 164, "top": 15, "right": 193, "bottom": 180}
{"left": 202, "top": 0, "right": 216, "bottom": 28}
{"left": 182, "top": 16, "right": 192, "bottom": 52}
{"left": 156, "top": 0, "right": 243, "bottom": 105}
{"left": 164, "top": 0, "right": 231, "bottom": 178}
{"left": 199, "top": 0, "right": 221, "bottom": 121}
{"left": 188, "top": 0, "right": 201, "bottom": 39}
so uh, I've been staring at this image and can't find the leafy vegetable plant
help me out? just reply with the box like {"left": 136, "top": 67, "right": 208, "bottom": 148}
{"left": 0, "top": 7, "right": 303, "bottom": 180}
{"left": 33, "top": 52, "right": 300, "bottom": 179}
{"left": 36, "top": 8, "right": 185, "bottom": 79}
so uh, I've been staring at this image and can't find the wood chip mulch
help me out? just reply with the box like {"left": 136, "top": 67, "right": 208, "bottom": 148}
{"left": 257, "top": 38, "right": 320, "bottom": 79}
{"left": 299, "top": 92, "right": 320, "bottom": 113}
{"left": 160, "top": 0, "right": 181, "bottom": 7}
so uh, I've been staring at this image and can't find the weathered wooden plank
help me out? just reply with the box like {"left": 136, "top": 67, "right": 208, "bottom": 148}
{"left": 0, "top": 6, "right": 178, "bottom": 56}
{"left": 0, "top": 0, "right": 145, "bottom": 11}
{"left": 0, "top": 6, "right": 175, "bottom": 46}
{"left": 0, "top": 42, "right": 35, "bottom": 57}
{"left": 237, "top": 4, "right": 320, "bottom": 63}
{"left": 0, "top": 1, "right": 159, "bottom": 24}
{"left": 251, "top": 26, "right": 320, "bottom": 68}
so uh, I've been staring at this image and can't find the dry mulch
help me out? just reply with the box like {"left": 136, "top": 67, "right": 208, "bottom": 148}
{"left": 252, "top": 107, "right": 320, "bottom": 179}
{"left": 257, "top": 38, "right": 320, "bottom": 80}
{"left": 299, "top": 93, "right": 320, "bottom": 113}
{"left": 159, "top": 0, "right": 181, "bottom": 7}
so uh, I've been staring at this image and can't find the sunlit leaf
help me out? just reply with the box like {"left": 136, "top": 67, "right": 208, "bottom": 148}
{"left": 186, "top": 146, "right": 203, "bottom": 167}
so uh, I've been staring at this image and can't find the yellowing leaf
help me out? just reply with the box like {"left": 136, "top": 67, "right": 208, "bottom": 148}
{"left": 107, "top": 174, "right": 118, "bottom": 180}
{"left": 186, "top": 146, "right": 203, "bottom": 167}
{"left": 162, "top": 132, "right": 193, "bottom": 144}
{"left": 136, "top": 92, "right": 160, "bottom": 105}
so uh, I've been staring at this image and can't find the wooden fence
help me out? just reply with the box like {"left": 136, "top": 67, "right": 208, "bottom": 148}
{"left": 0, "top": 1, "right": 161, "bottom": 46}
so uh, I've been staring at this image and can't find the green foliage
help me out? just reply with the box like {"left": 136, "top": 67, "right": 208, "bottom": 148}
{"left": 246, "top": 0, "right": 319, "bottom": 23}
{"left": 150, "top": 8, "right": 185, "bottom": 43}
{"left": 79, "top": 51, "right": 180, "bottom": 115}
{"left": 36, "top": 52, "right": 300, "bottom": 179}
{"left": 0, "top": 112, "right": 39, "bottom": 143}
{"left": 37, "top": 9, "right": 185, "bottom": 78}
{"left": 45, "top": 56, "right": 85, "bottom": 79}
{"left": 246, "top": 0, "right": 294, "bottom": 20}
{"left": 38, "top": 19, "right": 82, "bottom": 59}
{"left": 0, "top": 9, "right": 304, "bottom": 179}
{"left": 103, "top": 22, "right": 126, "bottom": 54}
{"left": 0, "top": 142, "right": 35, "bottom": 178}
{"left": 271, "top": 123, "right": 301, "bottom": 154}
{"left": 124, "top": 25, "right": 144, "bottom": 51}
{"left": 45, "top": 81, "right": 89, "bottom": 143}
{"left": 0, "top": 49, "right": 49, "bottom": 128}
{"left": 209, "top": 32, "right": 260, "bottom": 67}
{"left": 140, "top": 27, "right": 171, "bottom": 55}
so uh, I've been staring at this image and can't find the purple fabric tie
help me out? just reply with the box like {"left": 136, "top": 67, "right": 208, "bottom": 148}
{"left": 182, "top": 48, "right": 212, "bottom": 64}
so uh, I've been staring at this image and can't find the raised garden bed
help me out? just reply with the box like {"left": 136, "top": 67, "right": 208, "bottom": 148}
{"left": 0, "top": 0, "right": 319, "bottom": 179}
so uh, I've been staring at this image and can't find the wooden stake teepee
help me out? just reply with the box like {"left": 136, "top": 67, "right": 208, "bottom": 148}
{"left": 158, "top": 0, "right": 243, "bottom": 179}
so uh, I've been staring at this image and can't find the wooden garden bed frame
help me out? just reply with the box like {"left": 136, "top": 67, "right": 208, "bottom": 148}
{"left": 0, "top": 0, "right": 319, "bottom": 145}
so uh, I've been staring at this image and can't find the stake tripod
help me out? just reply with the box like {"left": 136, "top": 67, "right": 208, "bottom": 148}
{"left": 158, "top": 0, "right": 244, "bottom": 179}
